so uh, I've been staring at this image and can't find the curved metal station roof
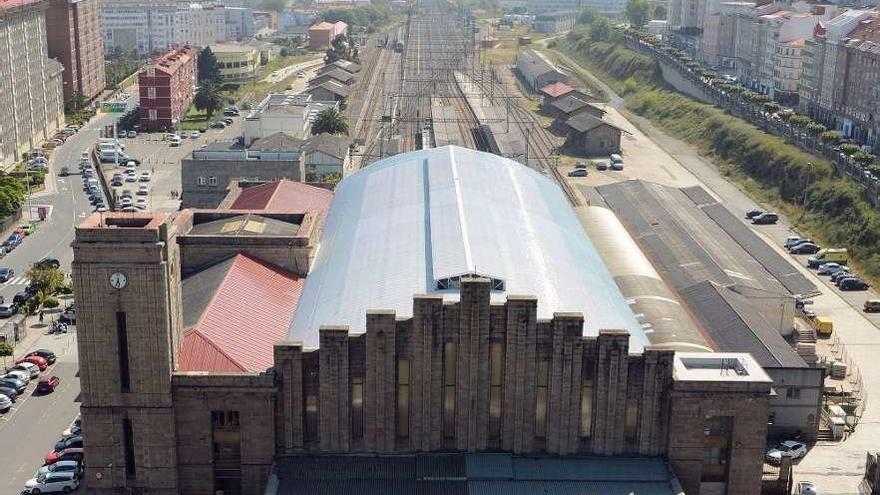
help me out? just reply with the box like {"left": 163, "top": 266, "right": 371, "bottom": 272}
{"left": 289, "top": 146, "right": 647, "bottom": 350}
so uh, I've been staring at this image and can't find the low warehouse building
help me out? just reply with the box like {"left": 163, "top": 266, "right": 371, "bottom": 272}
{"left": 561, "top": 113, "right": 624, "bottom": 156}
{"left": 516, "top": 49, "right": 569, "bottom": 91}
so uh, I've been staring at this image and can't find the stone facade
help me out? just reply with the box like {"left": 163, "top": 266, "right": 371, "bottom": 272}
{"left": 181, "top": 156, "right": 303, "bottom": 209}
{"left": 74, "top": 212, "right": 772, "bottom": 495}
{"left": 45, "top": 0, "right": 106, "bottom": 103}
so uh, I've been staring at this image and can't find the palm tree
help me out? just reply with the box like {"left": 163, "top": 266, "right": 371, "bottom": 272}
{"left": 194, "top": 80, "right": 223, "bottom": 119}
{"left": 311, "top": 108, "right": 349, "bottom": 136}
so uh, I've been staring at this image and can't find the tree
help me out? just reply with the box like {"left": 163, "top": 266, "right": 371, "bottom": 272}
{"left": 625, "top": 0, "right": 652, "bottom": 28}
{"left": 820, "top": 130, "right": 843, "bottom": 146}
{"left": 589, "top": 17, "right": 611, "bottom": 41}
{"left": 653, "top": 4, "right": 667, "bottom": 19}
{"left": 311, "top": 108, "right": 349, "bottom": 136}
{"left": 789, "top": 115, "right": 812, "bottom": 128}
{"left": 197, "top": 47, "right": 222, "bottom": 84}
{"left": 0, "top": 175, "right": 27, "bottom": 218}
{"left": 194, "top": 80, "right": 223, "bottom": 119}
{"left": 763, "top": 102, "right": 781, "bottom": 114}
{"left": 325, "top": 33, "right": 358, "bottom": 64}
{"left": 65, "top": 91, "right": 88, "bottom": 114}
{"left": 839, "top": 143, "right": 861, "bottom": 156}
{"left": 0, "top": 342, "right": 11, "bottom": 371}
{"left": 26, "top": 265, "right": 65, "bottom": 296}
{"left": 853, "top": 151, "right": 876, "bottom": 167}
{"left": 578, "top": 7, "right": 599, "bottom": 25}
{"left": 806, "top": 122, "right": 827, "bottom": 137}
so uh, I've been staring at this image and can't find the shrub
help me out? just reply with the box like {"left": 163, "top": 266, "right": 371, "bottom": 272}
{"left": 42, "top": 296, "right": 60, "bottom": 309}
{"left": 840, "top": 143, "right": 861, "bottom": 156}
{"left": 853, "top": 151, "right": 876, "bottom": 166}
{"left": 820, "top": 130, "right": 842, "bottom": 146}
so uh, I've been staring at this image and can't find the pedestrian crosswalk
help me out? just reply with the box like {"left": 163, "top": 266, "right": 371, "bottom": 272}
{"left": 2, "top": 276, "right": 30, "bottom": 286}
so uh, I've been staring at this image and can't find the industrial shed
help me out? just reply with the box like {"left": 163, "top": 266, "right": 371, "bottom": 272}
{"left": 515, "top": 49, "right": 570, "bottom": 92}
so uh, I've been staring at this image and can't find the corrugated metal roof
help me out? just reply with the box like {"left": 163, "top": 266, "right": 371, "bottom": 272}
{"left": 680, "top": 281, "right": 807, "bottom": 368}
{"left": 231, "top": 180, "right": 333, "bottom": 213}
{"left": 289, "top": 146, "right": 647, "bottom": 349}
{"left": 179, "top": 254, "right": 304, "bottom": 372}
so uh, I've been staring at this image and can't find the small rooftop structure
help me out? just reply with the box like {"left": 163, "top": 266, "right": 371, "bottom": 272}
{"left": 250, "top": 132, "right": 304, "bottom": 152}
{"left": 187, "top": 213, "right": 300, "bottom": 237}
{"left": 674, "top": 353, "right": 772, "bottom": 383}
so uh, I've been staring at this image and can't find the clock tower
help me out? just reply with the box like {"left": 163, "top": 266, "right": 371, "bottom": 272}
{"left": 71, "top": 213, "right": 183, "bottom": 494}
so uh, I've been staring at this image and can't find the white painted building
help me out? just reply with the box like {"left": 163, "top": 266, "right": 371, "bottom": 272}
{"left": 243, "top": 93, "right": 339, "bottom": 145}
{"left": 102, "top": 1, "right": 254, "bottom": 55}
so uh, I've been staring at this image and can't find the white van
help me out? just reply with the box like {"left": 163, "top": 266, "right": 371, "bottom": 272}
{"left": 170, "top": 135, "right": 182, "bottom": 147}
{"left": 97, "top": 138, "right": 124, "bottom": 150}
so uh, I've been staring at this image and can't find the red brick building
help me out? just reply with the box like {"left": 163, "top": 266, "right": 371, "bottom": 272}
{"left": 307, "top": 20, "right": 347, "bottom": 50}
{"left": 138, "top": 46, "right": 198, "bottom": 131}
{"left": 45, "top": 0, "right": 106, "bottom": 103}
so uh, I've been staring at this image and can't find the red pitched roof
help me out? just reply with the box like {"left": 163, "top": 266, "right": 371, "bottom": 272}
{"left": 231, "top": 180, "right": 333, "bottom": 214}
{"left": 540, "top": 82, "right": 574, "bottom": 98}
{"left": 179, "top": 254, "right": 305, "bottom": 373}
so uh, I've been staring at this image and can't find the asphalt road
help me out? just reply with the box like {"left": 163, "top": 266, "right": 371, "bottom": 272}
{"left": 0, "top": 330, "right": 80, "bottom": 495}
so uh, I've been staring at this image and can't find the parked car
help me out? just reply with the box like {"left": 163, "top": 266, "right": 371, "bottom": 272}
{"left": 568, "top": 168, "right": 587, "bottom": 177}
{"left": 60, "top": 306, "right": 75, "bottom": 324}
{"left": 817, "top": 263, "right": 847, "bottom": 275}
{"left": 766, "top": 440, "right": 807, "bottom": 464}
{"left": 0, "top": 385, "right": 18, "bottom": 402}
{"left": 62, "top": 414, "right": 81, "bottom": 438}
{"left": 198, "top": 127, "right": 208, "bottom": 133}
{"left": 830, "top": 269, "right": 853, "bottom": 283}
{"left": 13, "top": 292, "right": 32, "bottom": 304}
{"left": 0, "top": 393, "right": 10, "bottom": 413}
{"left": 210, "top": 121, "right": 227, "bottom": 129}
{"left": 35, "top": 257, "right": 60, "bottom": 269}
{"left": 0, "top": 267, "right": 15, "bottom": 282}
{"left": 0, "top": 304, "right": 18, "bottom": 318}
{"left": 139, "top": 171, "right": 151, "bottom": 182}
{"left": 43, "top": 447, "right": 83, "bottom": 466}
{"left": 864, "top": 300, "right": 880, "bottom": 313}
{"left": 840, "top": 277, "right": 870, "bottom": 291}
{"left": 796, "top": 480, "right": 819, "bottom": 495}
{"left": 751, "top": 212, "right": 779, "bottom": 224}
{"left": 54, "top": 435, "right": 83, "bottom": 453}
{"left": 36, "top": 375, "right": 60, "bottom": 393}
{"left": 125, "top": 172, "right": 137, "bottom": 182}
{"left": 121, "top": 205, "right": 138, "bottom": 213}
{"left": 745, "top": 209, "right": 764, "bottom": 219}
{"left": 26, "top": 349, "right": 56, "bottom": 364}
{"left": 0, "top": 375, "right": 26, "bottom": 393}
{"left": 137, "top": 185, "right": 149, "bottom": 195}
{"left": 37, "top": 460, "right": 83, "bottom": 480}
{"left": 126, "top": 130, "right": 137, "bottom": 138}
{"left": 790, "top": 242, "right": 820, "bottom": 254}
{"left": 188, "top": 131, "right": 200, "bottom": 139}
{"left": 135, "top": 198, "right": 148, "bottom": 210}
{"left": 221, "top": 117, "right": 234, "bottom": 125}
{"left": 13, "top": 362, "right": 40, "bottom": 379}
{"left": 59, "top": 166, "right": 70, "bottom": 177}
{"left": 4, "top": 369, "right": 30, "bottom": 384}
{"left": 18, "top": 355, "right": 48, "bottom": 371}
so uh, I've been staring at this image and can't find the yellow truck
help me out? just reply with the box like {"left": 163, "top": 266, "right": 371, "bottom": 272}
{"left": 807, "top": 248, "right": 847, "bottom": 268}
{"left": 813, "top": 316, "right": 833, "bottom": 337}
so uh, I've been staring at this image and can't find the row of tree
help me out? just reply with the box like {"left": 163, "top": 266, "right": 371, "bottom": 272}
{"left": 194, "top": 47, "right": 226, "bottom": 119}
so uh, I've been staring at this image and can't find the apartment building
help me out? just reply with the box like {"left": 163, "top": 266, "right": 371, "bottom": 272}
{"left": 799, "top": 9, "right": 877, "bottom": 139}
{"left": 773, "top": 38, "right": 805, "bottom": 104}
{"left": 840, "top": 35, "right": 880, "bottom": 148}
{"left": 102, "top": 1, "right": 254, "bottom": 55}
{"left": 701, "top": 1, "right": 754, "bottom": 68}
{"left": 307, "top": 20, "right": 347, "bottom": 50}
{"left": 138, "top": 46, "right": 197, "bottom": 131}
{"left": 45, "top": 0, "right": 106, "bottom": 103}
{"left": 0, "top": 0, "right": 65, "bottom": 169}
{"left": 526, "top": 0, "right": 627, "bottom": 16}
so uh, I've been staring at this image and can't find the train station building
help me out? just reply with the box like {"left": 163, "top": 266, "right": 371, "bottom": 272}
{"left": 73, "top": 146, "right": 772, "bottom": 495}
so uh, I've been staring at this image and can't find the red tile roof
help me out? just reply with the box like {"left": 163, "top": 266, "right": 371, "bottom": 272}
{"left": 178, "top": 253, "right": 305, "bottom": 373}
{"left": 230, "top": 180, "right": 333, "bottom": 214}
{"left": 540, "top": 82, "right": 574, "bottom": 98}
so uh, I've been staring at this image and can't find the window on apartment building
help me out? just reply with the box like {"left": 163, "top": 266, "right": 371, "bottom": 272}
{"left": 535, "top": 358, "right": 550, "bottom": 439}
{"left": 198, "top": 176, "right": 206, "bottom": 186}
{"left": 147, "top": 87, "right": 156, "bottom": 99}
{"left": 146, "top": 67, "right": 155, "bottom": 77}
{"left": 786, "top": 387, "right": 801, "bottom": 399}
{"left": 397, "top": 359, "right": 410, "bottom": 439}
{"left": 305, "top": 394, "right": 318, "bottom": 442}
{"left": 625, "top": 395, "right": 640, "bottom": 444}
{"left": 117, "top": 311, "right": 131, "bottom": 393}
{"left": 488, "top": 342, "right": 504, "bottom": 441}
{"left": 443, "top": 342, "right": 457, "bottom": 439}
{"left": 123, "top": 417, "right": 136, "bottom": 478}
{"left": 351, "top": 377, "right": 364, "bottom": 439}
{"left": 208, "top": 176, "right": 217, "bottom": 186}
{"left": 148, "top": 109, "right": 157, "bottom": 121}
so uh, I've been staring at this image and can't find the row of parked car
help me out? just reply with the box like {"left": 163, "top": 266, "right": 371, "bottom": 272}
{"left": 745, "top": 209, "right": 779, "bottom": 225}
{"left": 22, "top": 413, "right": 83, "bottom": 494}
{"left": 0, "top": 349, "right": 59, "bottom": 412}
{"left": 784, "top": 237, "right": 871, "bottom": 291}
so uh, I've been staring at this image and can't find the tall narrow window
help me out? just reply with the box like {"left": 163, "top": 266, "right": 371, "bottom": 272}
{"left": 351, "top": 377, "right": 364, "bottom": 439}
{"left": 116, "top": 311, "right": 130, "bottom": 393}
{"left": 489, "top": 342, "right": 504, "bottom": 440}
{"left": 580, "top": 379, "right": 593, "bottom": 438}
{"left": 625, "top": 396, "right": 640, "bottom": 443}
{"left": 397, "top": 359, "right": 410, "bottom": 438}
{"left": 443, "top": 342, "right": 457, "bottom": 439}
{"left": 535, "top": 358, "right": 550, "bottom": 439}
{"left": 305, "top": 395, "right": 318, "bottom": 442}
{"left": 123, "top": 418, "right": 136, "bottom": 478}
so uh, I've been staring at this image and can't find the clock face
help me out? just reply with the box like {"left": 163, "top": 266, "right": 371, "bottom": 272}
{"left": 110, "top": 272, "right": 127, "bottom": 290}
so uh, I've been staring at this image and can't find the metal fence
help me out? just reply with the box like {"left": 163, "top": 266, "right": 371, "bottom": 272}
{"left": 624, "top": 35, "right": 880, "bottom": 207}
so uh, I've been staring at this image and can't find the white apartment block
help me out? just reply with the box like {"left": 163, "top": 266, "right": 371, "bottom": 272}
{"left": 102, "top": 1, "right": 254, "bottom": 55}
{"left": 526, "top": 0, "right": 627, "bottom": 16}
{"left": 243, "top": 93, "right": 339, "bottom": 145}
{"left": 0, "top": 0, "right": 65, "bottom": 170}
